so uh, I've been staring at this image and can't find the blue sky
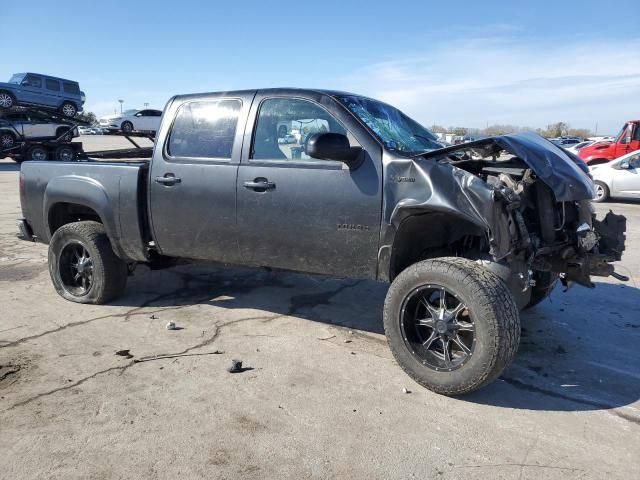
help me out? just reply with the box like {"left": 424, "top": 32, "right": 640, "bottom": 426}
{"left": 4, "top": 0, "right": 639, "bottom": 133}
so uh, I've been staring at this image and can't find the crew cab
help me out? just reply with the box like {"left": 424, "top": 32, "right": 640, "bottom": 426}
{"left": 17, "top": 89, "right": 627, "bottom": 396}
{"left": 0, "top": 73, "right": 85, "bottom": 117}
{"left": 579, "top": 120, "right": 640, "bottom": 165}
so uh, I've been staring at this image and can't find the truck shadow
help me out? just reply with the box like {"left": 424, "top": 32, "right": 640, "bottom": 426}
{"left": 117, "top": 263, "right": 640, "bottom": 413}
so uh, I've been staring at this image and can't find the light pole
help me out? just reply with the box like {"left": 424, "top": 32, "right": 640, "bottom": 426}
{"left": 144, "top": 102, "right": 149, "bottom": 108}
{"left": 118, "top": 99, "right": 124, "bottom": 113}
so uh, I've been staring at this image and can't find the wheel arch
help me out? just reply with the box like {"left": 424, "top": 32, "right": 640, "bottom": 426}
{"left": 44, "top": 176, "right": 127, "bottom": 259}
{"left": 382, "top": 211, "right": 488, "bottom": 282}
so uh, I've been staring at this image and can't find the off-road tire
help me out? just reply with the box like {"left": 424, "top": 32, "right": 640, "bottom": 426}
{"left": 593, "top": 181, "right": 609, "bottom": 203}
{"left": 383, "top": 257, "right": 520, "bottom": 395}
{"left": 48, "top": 221, "right": 127, "bottom": 304}
{"left": 121, "top": 121, "right": 134, "bottom": 133}
{"left": 524, "top": 271, "right": 558, "bottom": 309}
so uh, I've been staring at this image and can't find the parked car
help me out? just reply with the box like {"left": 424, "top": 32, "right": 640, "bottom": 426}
{"left": 99, "top": 109, "right": 162, "bottom": 133}
{"left": 17, "top": 88, "right": 626, "bottom": 396}
{"left": 590, "top": 149, "right": 640, "bottom": 202}
{"left": 0, "top": 73, "right": 85, "bottom": 117}
{"left": 0, "top": 113, "right": 78, "bottom": 150}
{"left": 579, "top": 120, "right": 640, "bottom": 165}
{"left": 564, "top": 140, "right": 595, "bottom": 155}
{"left": 78, "top": 126, "right": 94, "bottom": 135}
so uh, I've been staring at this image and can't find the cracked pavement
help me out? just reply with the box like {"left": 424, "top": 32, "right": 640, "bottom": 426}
{"left": 1, "top": 140, "right": 639, "bottom": 479}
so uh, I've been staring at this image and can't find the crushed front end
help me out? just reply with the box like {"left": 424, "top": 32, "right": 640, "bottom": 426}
{"left": 419, "top": 132, "right": 627, "bottom": 291}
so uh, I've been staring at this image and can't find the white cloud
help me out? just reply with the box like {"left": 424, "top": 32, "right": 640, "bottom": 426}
{"left": 339, "top": 36, "right": 640, "bottom": 134}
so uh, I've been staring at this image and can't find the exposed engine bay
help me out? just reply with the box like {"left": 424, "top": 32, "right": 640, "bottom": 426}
{"left": 423, "top": 133, "right": 627, "bottom": 291}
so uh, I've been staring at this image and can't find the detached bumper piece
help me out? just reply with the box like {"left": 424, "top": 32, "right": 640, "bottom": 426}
{"left": 16, "top": 218, "right": 35, "bottom": 242}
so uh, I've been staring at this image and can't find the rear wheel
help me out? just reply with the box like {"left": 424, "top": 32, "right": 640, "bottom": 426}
{"left": 26, "top": 145, "right": 48, "bottom": 161}
{"left": 121, "top": 121, "right": 134, "bottom": 134}
{"left": 55, "top": 145, "right": 75, "bottom": 161}
{"left": 593, "top": 181, "right": 609, "bottom": 203}
{"left": 48, "top": 221, "right": 127, "bottom": 304}
{"left": 0, "top": 91, "right": 14, "bottom": 109}
{"left": 56, "top": 127, "right": 73, "bottom": 142}
{"left": 60, "top": 102, "right": 77, "bottom": 117}
{"left": 384, "top": 257, "right": 520, "bottom": 395}
{"left": 0, "top": 131, "right": 15, "bottom": 150}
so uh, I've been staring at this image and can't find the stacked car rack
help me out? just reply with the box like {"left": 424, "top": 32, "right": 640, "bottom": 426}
{"left": 0, "top": 106, "right": 154, "bottom": 162}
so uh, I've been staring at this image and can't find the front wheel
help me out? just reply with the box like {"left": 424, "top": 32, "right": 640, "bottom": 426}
{"left": 0, "top": 91, "right": 14, "bottom": 109}
{"left": 593, "top": 181, "right": 609, "bottom": 203}
{"left": 383, "top": 257, "right": 520, "bottom": 395}
{"left": 48, "top": 221, "right": 128, "bottom": 304}
{"left": 0, "top": 131, "right": 15, "bottom": 150}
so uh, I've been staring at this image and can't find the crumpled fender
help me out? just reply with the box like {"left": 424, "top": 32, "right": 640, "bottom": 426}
{"left": 419, "top": 131, "right": 595, "bottom": 201}
{"left": 377, "top": 157, "right": 513, "bottom": 280}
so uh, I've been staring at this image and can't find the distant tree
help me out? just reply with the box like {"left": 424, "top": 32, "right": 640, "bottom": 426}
{"left": 76, "top": 111, "right": 97, "bottom": 126}
{"left": 567, "top": 128, "right": 592, "bottom": 139}
{"left": 546, "top": 122, "right": 569, "bottom": 137}
{"left": 430, "top": 124, "right": 447, "bottom": 133}
{"left": 452, "top": 127, "right": 467, "bottom": 136}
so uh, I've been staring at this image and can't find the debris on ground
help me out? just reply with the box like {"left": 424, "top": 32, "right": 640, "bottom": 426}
{"left": 115, "top": 349, "right": 134, "bottom": 359}
{"left": 317, "top": 335, "right": 336, "bottom": 341}
{"left": 227, "top": 359, "right": 253, "bottom": 373}
{"left": 344, "top": 339, "right": 352, "bottom": 343}
{"left": 150, "top": 314, "right": 158, "bottom": 319}
{"left": 403, "top": 387, "right": 411, "bottom": 394}
{"left": 166, "top": 321, "right": 177, "bottom": 330}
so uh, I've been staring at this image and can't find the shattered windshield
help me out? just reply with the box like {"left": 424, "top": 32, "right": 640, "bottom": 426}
{"left": 338, "top": 95, "right": 443, "bottom": 156}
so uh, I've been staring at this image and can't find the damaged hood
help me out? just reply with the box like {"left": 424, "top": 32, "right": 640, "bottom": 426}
{"left": 419, "top": 131, "right": 595, "bottom": 202}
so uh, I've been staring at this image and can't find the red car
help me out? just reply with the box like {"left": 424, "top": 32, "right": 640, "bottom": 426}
{"left": 579, "top": 120, "right": 640, "bottom": 165}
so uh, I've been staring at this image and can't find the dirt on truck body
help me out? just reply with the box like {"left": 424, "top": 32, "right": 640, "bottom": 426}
{"left": 17, "top": 88, "right": 627, "bottom": 395}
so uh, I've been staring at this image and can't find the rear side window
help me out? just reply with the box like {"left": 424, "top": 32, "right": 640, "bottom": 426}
{"left": 45, "top": 79, "right": 60, "bottom": 91}
{"left": 63, "top": 82, "right": 80, "bottom": 94}
{"left": 167, "top": 99, "right": 241, "bottom": 159}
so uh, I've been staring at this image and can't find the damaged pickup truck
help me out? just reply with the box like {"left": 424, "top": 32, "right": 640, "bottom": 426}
{"left": 17, "top": 89, "right": 627, "bottom": 395}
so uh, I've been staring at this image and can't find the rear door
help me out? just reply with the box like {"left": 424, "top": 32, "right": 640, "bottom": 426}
{"left": 235, "top": 92, "right": 382, "bottom": 279}
{"left": 148, "top": 92, "right": 255, "bottom": 261}
{"left": 43, "top": 78, "right": 62, "bottom": 108}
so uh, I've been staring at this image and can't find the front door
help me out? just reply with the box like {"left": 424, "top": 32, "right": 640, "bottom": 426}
{"left": 612, "top": 153, "right": 640, "bottom": 198}
{"left": 20, "top": 74, "right": 47, "bottom": 105}
{"left": 236, "top": 94, "right": 382, "bottom": 279}
{"left": 148, "top": 93, "right": 254, "bottom": 262}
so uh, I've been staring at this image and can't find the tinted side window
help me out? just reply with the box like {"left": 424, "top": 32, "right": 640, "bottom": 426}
{"left": 168, "top": 99, "right": 241, "bottom": 159}
{"left": 63, "top": 82, "right": 80, "bottom": 94}
{"left": 24, "top": 75, "right": 42, "bottom": 88}
{"left": 45, "top": 79, "right": 60, "bottom": 91}
{"left": 251, "top": 98, "right": 348, "bottom": 162}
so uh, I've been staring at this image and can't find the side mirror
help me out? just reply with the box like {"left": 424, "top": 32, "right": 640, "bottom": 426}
{"left": 619, "top": 160, "right": 630, "bottom": 169}
{"left": 306, "top": 132, "right": 361, "bottom": 167}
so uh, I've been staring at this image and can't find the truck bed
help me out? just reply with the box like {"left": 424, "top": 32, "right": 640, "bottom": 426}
{"left": 20, "top": 159, "right": 150, "bottom": 262}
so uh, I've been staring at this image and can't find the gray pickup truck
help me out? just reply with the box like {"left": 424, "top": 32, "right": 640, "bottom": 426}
{"left": 17, "top": 88, "right": 626, "bottom": 395}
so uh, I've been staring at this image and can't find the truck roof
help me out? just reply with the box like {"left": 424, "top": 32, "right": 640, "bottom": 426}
{"left": 17, "top": 73, "right": 79, "bottom": 84}
{"left": 170, "top": 88, "right": 358, "bottom": 102}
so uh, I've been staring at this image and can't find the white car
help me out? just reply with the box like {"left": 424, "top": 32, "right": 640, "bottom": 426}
{"left": 589, "top": 149, "right": 640, "bottom": 202}
{"left": 99, "top": 109, "right": 162, "bottom": 133}
{"left": 564, "top": 140, "right": 594, "bottom": 155}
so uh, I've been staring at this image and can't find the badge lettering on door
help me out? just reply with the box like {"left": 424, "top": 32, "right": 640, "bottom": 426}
{"left": 390, "top": 175, "right": 416, "bottom": 183}
{"left": 337, "top": 224, "right": 370, "bottom": 231}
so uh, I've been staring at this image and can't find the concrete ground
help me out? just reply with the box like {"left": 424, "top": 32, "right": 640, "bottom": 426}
{"left": 1, "top": 138, "right": 639, "bottom": 479}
